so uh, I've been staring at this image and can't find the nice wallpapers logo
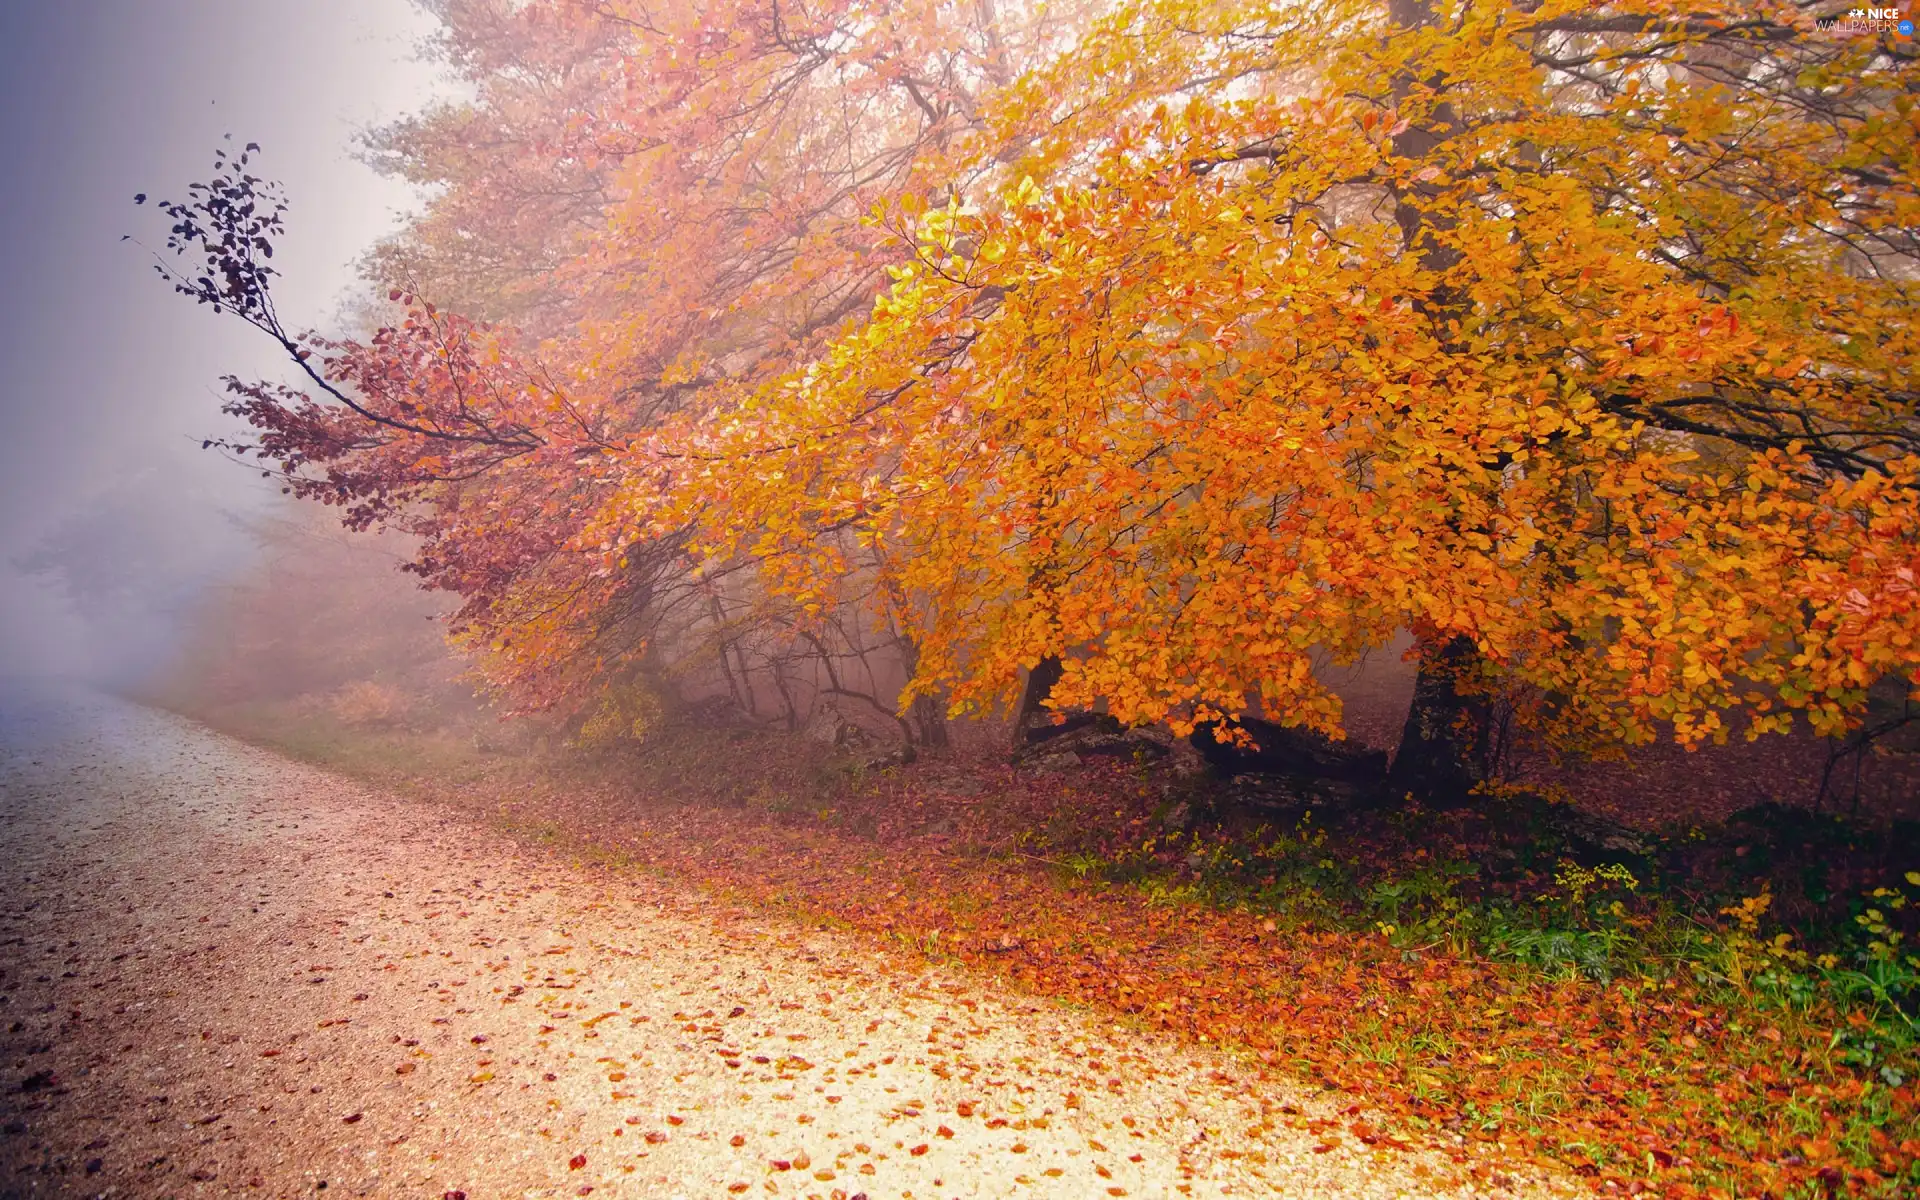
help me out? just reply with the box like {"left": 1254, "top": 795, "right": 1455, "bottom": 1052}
{"left": 1815, "top": 7, "right": 1917, "bottom": 35}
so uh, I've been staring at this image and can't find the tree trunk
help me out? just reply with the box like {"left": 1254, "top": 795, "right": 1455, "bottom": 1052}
{"left": 1377, "top": 0, "right": 1485, "bottom": 806}
{"left": 1009, "top": 655, "right": 1064, "bottom": 750}
{"left": 910, "top": 692, "right": 950, "bottom": 751}
{"left": 1387, "top": 635, "right": 1489, "bottom": 804}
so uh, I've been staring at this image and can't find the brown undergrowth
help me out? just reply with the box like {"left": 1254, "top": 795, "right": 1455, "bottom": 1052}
{"left": 178, "top": 699, "right": 1920, "bottom": 1199}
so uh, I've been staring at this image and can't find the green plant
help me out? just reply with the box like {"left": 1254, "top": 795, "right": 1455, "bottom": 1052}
{"left": 1061, "top": 850, "right": 1104, "bottom": 881}
{"left": 1485, "top": 919, "right": 1631, "bottom": 981}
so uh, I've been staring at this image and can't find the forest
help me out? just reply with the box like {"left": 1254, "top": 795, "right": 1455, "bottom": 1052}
{"left": 116, "top": 0, "right": 1920, "bottom": 1196}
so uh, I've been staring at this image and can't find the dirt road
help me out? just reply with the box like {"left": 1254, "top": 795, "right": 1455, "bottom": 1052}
{"left": 0, "top": 690, "right": 1555, "bottom": 1198}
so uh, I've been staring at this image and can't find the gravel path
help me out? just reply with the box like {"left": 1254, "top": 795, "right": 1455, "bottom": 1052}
{"left": 0, "top": 689, "right": 1564, "bottom": 1199}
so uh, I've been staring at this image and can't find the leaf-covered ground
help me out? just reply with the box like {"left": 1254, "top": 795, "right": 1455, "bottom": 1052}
{"left": 182, "top": 699, "right": 1920, "bottom": 1200}
{"left": 0, "top": 690, "right": 1570, "bottom": 1199}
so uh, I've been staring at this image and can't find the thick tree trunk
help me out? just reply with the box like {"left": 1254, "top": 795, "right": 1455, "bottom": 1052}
{"left": 1387, "top": 635, "right": 1489, "bottom": 804}
{"left": 910, "top": 692, "right": 950, "bottom": 751}
{"left": 1377, "top": 0, "right": 1486, "bottom": 806}
{"left": 1009, "top": 655, "right": 1064, "bottom": 750}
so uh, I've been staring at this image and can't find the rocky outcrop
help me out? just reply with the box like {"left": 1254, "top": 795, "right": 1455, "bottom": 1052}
{"left": 1188, "top": 716, "right": 1387, "bottom": 783}
{"left": 1014, "top": 713, "right": 1172, "bottom": 770}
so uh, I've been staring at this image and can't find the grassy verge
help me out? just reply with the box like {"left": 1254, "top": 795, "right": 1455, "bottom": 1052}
{"left": 182, "top": 698, "right": 1920, "bottom": 1199}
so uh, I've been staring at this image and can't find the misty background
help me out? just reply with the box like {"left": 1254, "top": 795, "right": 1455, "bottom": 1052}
{"left": 0, "top": 1, "right": 447, "bottom": 685}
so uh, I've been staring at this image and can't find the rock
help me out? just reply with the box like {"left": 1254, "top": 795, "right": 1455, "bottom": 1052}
{"left": 802, "top": 708, "right": 871, "bottom": 751}
{"left": 1165, "top": 739, "right": 1208, "bottom": 778}
{"left": 1022, "top": 712, "right": 1118, "bottom": 746}
{"left": 802, "top": 708, "right": 850, "bottom": 746}
{"left": 1014, "top": 714, "right": 1170, "bottom": 765}
{"left": 1219, "top": 774, "right": 1316, "bottom": 811}
{"left": 859, "top": 747, "right": 913, "bottom": 770}
{"left": 1026, "top": 750, "right": 1082, "bottom": 772}
{"left": 1112, "top": 730, "right": 1173, "bottom": 761}
{"left": 1081, "top": 732, "right": 1170, "bottom": 761}
{"left": 1548, "top": 805, "right": 1652, "bottom": 859}
{"left": 1189, "top": 716, "right": 1387, "bottom": 783}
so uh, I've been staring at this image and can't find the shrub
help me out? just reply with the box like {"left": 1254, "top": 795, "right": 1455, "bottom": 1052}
{"left": 574, "top": 678, "right": 670, "bottom": 749}
{"left": 328, "top": 680, "right": 408, "bottom": 727}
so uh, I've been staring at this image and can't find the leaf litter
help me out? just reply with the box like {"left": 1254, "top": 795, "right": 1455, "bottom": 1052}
{"left": 0, "top": 693, "right": 1562, "bottom": 1197}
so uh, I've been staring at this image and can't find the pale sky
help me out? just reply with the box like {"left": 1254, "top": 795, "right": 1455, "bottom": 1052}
{"left": 0, "top": 1, "right": 450, "bottom": 679}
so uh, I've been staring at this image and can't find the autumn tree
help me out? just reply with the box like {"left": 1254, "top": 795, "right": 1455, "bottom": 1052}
{"left": 151, "top": 0, "right": 1072, "bottom": 745}
{"left": 654, "top": 0, "right": 1920, "bottom": 794}
{"left": 157, "top": 0, "right": 1920, "bottom": 801}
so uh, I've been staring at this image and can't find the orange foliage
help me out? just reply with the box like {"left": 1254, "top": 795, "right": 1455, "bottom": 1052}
{"left": 162, "top": 1, "right": 1920, "bottom": 756}
{"left": 657, "top": 0, "right": 1920, "bottom": 750}
{"left": 400, "top": 745, "right": 1917, "bottom": 1197}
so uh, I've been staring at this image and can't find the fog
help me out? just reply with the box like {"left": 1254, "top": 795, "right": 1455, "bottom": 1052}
{"left": 0, "top": 1, "right": 447, "bottom": 686}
